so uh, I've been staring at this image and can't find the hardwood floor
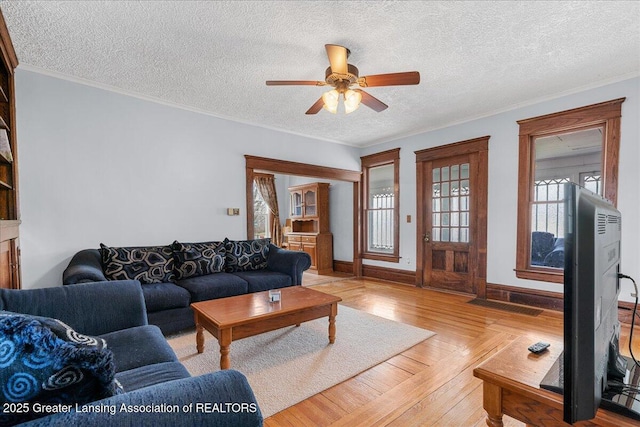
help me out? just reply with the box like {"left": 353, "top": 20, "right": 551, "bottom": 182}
{"left": 264, "top": 278, "right": 640, "bottom": 427}
{"left": 301, "top": 271, "right": 356, "bottom": 287}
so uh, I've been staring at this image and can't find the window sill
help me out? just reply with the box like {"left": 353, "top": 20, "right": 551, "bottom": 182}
{"left": 362, "top": 253, "right": 400, "bottom": 263}
{"left": 514, "top": 268, "right": 563, "bottom": 284}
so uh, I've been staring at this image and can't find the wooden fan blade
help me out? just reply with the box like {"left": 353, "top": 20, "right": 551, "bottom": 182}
{"left": 305, "top": 97, "right": 325, "bottom": 115}
{"left": 357, "top": 89, "right": 388, "bottom": 112}
{"left": 325, "top": 44, "right": 348, "bottom": 75}
{"left": 358, "top": 71, "right": 420, "bottom": 87}
{"left": 266, "top": 80, "right": 326, "bottom": 86}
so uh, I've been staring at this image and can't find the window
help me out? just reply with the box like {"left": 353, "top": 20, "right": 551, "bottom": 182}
{"left": 369, "top": 183, "right": 394, "bottom": 252}
{"left": 253, "top": 183, "right": 271, "bottom": 239}
{"left": 581, "top": 173, "right": 601, "bottom": 194}
{"left": 532, "top": 177, "right": 569, "bottom": 238}
{"left": 515, "top": 99, "right": 623, "bottom": 283}
{"left": 361, "top": 148, "right": 400, "bottom": 262}
{"left": 432, "top": 163, "right": 471, "bottom": 243}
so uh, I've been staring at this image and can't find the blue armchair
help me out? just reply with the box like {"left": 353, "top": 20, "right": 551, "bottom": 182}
{"left": 0, "top": 281, "right": 263, "bottom": 426}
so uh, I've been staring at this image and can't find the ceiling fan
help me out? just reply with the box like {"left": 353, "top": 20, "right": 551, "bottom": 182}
{"left": 266, "top": 44, "right": 420, "bottom": 115}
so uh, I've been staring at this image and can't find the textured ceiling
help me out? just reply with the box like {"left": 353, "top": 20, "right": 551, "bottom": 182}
{"left": 2, "top": 1, "right": 639, "bottom": 147}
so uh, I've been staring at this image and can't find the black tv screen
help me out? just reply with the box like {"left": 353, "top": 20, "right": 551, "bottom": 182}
{"left": 563, "top": 182, "right": 622, "bottom": 423}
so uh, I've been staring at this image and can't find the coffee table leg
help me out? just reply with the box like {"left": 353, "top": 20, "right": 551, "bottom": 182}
{"left": 328, "top": 303, "right": 337, "bottom": 344}
{"left": 483, "top": 382, "right": 504, "bottom": 427}
{"left": 195, "top": 317, "right": 204, "bottom": 354}
{"left": 219, "top": 328, "right": 232, "bottom": 370}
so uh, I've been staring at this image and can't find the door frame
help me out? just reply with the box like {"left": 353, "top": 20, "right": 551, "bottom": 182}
{"left": 415, "top": 136, "right": 489, "bottom": 297}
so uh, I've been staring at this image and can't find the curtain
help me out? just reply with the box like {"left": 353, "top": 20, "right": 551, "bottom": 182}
{"left": 254, "top": 174, "right": 282, "bottom": 246}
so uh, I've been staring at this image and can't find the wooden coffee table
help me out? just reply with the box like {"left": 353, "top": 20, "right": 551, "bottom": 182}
{"left": 190, "top": 286, "right": 342, "bottom": 369}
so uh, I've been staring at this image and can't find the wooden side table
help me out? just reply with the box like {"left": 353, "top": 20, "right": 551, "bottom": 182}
{"left": 473, "top": 336, "right": 637, "bottom": 427}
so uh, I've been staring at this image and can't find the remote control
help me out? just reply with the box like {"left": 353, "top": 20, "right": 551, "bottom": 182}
{"left": 528, "top": 341, "right": 550, "bottom": 354}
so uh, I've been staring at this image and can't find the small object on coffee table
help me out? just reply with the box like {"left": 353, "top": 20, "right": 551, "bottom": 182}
{"left": 191, "top": 286, "right": 342, "bottom": 370}
{"left": 268, "top": 289, "right": 281, "bottom": 302}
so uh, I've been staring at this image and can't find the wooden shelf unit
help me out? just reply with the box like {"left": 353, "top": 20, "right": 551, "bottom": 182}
{"left": 286, "top": 183, "right": 333, "bottom": 274}
{"left": 0, "top": 9, "right": 21, "bottom": 289}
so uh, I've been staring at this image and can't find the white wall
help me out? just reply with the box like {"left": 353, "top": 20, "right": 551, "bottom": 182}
{"left": 15, "top": 69, "right": 640, "bottom": 303}
{"left": 359, "top": 77, "right": 640, "bottom": 301}
{"left": 15, "top": 70, "right": 360, "bottom": 288}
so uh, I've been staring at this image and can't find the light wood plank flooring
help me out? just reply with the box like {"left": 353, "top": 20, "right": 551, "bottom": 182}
{"left": 264, "top": 277, "right": 640, "bottom": 427}
{"left": 301, "top": 271, "right": 356, "bottom": 287}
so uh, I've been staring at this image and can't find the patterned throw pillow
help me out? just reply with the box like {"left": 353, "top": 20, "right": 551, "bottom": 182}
{"left": 171, "top": 241, "right": 226, "bottom": 280}
{"left": 100, "top": 244, "right": 175, "bottom": 284}
{"left": 0, "top": 312, "right": 122, "bottom": 426}
{"left": 224, "top": 238, "right": 271, "bottom": 272}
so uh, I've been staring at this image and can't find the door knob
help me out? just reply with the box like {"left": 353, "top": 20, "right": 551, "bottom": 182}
{"left": 424, "top": 232, "right": 430, "bottom": 242}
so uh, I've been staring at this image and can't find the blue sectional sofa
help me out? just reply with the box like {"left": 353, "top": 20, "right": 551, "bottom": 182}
{"left": 0, "top": 280, "right": 263, "bottom": 426}
{"left": 63, "top": 239, "right": 312, "bottom": 335}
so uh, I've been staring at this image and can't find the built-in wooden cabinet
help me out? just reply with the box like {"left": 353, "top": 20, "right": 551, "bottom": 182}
{"left": 0, "top": 10, "right": 21, "bottom": 289}
{"left": 286, "top": 183, "right": 333, "bottom": 274}
{"left": 289, "top": 185, "right": 322, "bottom": 219}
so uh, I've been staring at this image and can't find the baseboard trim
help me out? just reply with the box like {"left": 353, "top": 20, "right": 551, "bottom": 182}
{"left": 332, "top": 260, "right": 416, "bottom": 285}
{"left": 331, "top": 265, "right": 637, "bottom": 324}
{"left": 362, "top": 264, "right": 416, "bottom": 286}
{"left": 486, "top": 283, "right": 563, "bottom": 311}
{"left": 333, "top": 260, "right": 354, "bottom": 274}
{"left": 487, "top": 282, "right": 635, "bottom": 324}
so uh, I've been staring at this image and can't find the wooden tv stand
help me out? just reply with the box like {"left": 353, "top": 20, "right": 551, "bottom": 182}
{"left": 473, "top": 336, "right": 637, "bottom": 427}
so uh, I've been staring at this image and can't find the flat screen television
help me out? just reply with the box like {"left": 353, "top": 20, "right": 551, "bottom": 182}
{"left": 541, "top": 182, "right": 640, "bottom": 423}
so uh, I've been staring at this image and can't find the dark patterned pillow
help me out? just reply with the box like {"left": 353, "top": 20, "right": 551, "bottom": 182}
{"left": 0, "top": 311, "right": 122, "bottom": 426}
{"left": 171, "top": 240, "right": 226, "bottom": 280}
{"left": 224, "top": 238, "right": 271, "bottom": 272}
{"left": 100, "top": 244, "right": 175, "bottom": 284}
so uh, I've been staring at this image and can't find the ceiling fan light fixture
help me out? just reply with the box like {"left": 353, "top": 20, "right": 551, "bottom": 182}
{"left": 322, "top": 89, "right": 339, "bottom": 114}
{"left": 344, "top": 89, "right": 362, "bottom": 114}
{"left": 266, "top": 44, "right": 419, "bottom": 115}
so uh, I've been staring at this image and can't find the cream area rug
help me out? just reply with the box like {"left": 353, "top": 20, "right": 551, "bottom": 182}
{"left": 167, "top": 305, "right": 435, "bottom": 418}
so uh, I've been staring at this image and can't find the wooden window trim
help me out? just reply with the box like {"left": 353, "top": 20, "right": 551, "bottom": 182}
{"left": 361, "top": 148, "right": 400, "bottom": 262}
{"left": 515, "top": 98, "right": 624, "bottom": 283}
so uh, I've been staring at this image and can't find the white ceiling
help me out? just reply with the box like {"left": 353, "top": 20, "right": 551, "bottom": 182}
{"left": 535, "top": 127, "right": 603, "bottom": 160}
{"left": 2, "top": 1, "right": 639, "bottom": 147}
